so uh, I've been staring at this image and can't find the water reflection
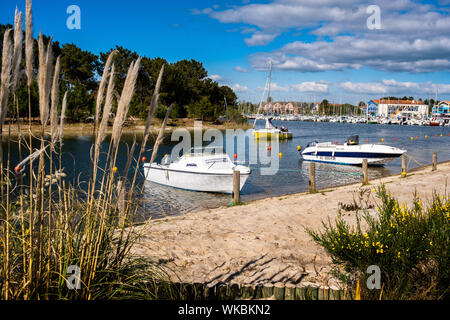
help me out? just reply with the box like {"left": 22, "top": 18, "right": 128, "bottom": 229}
{"left": 2, "top": 121, "right": 449, "bottom": 220}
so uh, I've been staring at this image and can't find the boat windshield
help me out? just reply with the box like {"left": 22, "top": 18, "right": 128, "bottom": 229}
{"left": 306, "top": 141, "right": 318, "bottom": 148}
{"left": 188, "top": 147, "right": 226, "bottom": 156}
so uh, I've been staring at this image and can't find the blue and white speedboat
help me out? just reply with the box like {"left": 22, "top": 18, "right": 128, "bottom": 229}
{"left": 301, "top": 135, "right": 406, "bottom": 166}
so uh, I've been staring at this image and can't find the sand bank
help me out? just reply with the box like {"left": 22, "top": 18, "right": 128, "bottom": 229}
{"left": 132, "top": 162, "right": 450, "bottom": 289}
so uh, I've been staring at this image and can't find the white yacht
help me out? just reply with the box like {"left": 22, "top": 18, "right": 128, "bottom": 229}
{"left": 143, "top": 147, "right": 251, "bottom": 193}
{"left": 253, "top": 118, "right": 293, "bottom": 140}
{"left": 301, "top": 135, "right": 406, "bottom": 166}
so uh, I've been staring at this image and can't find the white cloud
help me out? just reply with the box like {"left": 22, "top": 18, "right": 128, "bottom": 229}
{"left": 196, "top": 0, "right": 450, "bottom": 73}
{"left": 234, "top": 66, "right": 249, "bottom": 73}
{"left": 231, "top": 83, "right": 249, "bottom": 92}
{"left": 336, "top": 80, "right": 450, "bottom": 95}
{"left": 244, "top": 32, "right": 278, "bottom": 46}
{"left": 258, "top": 81, "right": 329, "bottom": 93}
{"left": 207, "top": 74, "right": 224, "bottom": 82}
{"left": 292, "top": 81, "right": 329, "bottom": 93}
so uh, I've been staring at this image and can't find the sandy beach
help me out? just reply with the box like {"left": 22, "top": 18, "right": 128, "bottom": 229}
{"left": 132, "top": 162, "right": 450, "bottom": 289}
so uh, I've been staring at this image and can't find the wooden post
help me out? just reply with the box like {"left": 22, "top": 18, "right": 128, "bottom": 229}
{"left": 432, "top": 152, "right": 437, "bottom": 171}
{"left": 273, "top": 285, "right": 285, "bottom": 300}
{"left": 309, "top": 162, "right": 316, "bottom": 193}
{"left": 362, "top": 159, "right": 368, "bottom": 185}
{"left": 253, "top": 285, "right": 263, "bottom": 299}
{"left": 193, "top": 283, "right": 204, "bottom": 300}
{"left": 401, "top": 154, "right": 407, "bottom": 177}
{"left": 229, "top": 284, "right": 240, "bottom": 300}
{"left": 262, "top": 285, "right": 274, "bottom": 299}
{"left": 285, "top": 286, "right": 295, "bottom": 300}
{"left": 233, "top": 170, "right": 240, "bottom": 205}
{"left": 295, "top": 287, "right": 306, "bottom": 300}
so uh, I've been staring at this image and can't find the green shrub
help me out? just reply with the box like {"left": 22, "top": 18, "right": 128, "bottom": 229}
{"left": 308, "top": 185, "right": 449, "bottom": 299}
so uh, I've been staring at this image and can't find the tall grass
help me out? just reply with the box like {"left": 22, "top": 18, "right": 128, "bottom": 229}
{"left": 0, "top": 0, "right": 170, "bottom": 300}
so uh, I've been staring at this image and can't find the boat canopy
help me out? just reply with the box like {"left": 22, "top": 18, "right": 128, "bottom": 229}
{"left": 347, "top": 135, "right": 359, "bottom": 145}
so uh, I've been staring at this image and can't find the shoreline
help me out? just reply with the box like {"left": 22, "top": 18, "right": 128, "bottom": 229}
{"left": 1, "top": 118, "right": 253, "bottom": 138}
{"left": 132, "top": 161, "right": 450, "bottom": 289}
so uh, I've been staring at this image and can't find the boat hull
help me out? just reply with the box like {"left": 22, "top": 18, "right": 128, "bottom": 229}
{"left": 302, "top": 154, "right": 400, "bottom": 165}
{"left": 144, "top": 165, "right": 250, "bottom": 194}
{"left": 301, "top": 143, "right": 405, "bottom": 166}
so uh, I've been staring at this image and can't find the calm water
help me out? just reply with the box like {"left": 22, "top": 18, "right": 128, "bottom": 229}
{"left": 3, "top": 121, "right": 450, "bottom": 220}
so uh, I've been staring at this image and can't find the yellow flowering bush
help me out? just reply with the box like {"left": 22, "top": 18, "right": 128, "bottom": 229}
{"left": 307, "top": 185, "right": 449, "bottom": 299}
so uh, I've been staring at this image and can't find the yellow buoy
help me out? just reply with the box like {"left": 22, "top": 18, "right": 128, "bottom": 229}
{"left": 297, "top": 146, "right": 301, "bottom": 151}
{"left": 410, "top": 137, "right": 413, "bottom": 140}
{"left": 113, "top": 166, "right": 118, "bottom": 173}
{"left": 425, "top": 135, "right": 428, "bottom": 139}
{"left": 440, "top": 134, "right": 443, "bottom": 137}
{"left": 381, "top": 138, "right": 384, "bottom": 142}
{"left": 279, "top": 152, "right": 283, "bottom": 158}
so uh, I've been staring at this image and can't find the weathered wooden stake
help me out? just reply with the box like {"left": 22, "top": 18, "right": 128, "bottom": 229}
{"left": 401, "top": 154, "right": 407, "bottom": 177}
{"left": 233, "top": 170, "right": 240, "bottom": 205}
{"left": 273, "top": 285, "right": 285, "bottom": 300}
{"left": 295, "top": 287, "right": 306, "bottom": 300}
{"left": 432, "top": 152, "right": 437, "bottom": 171}
{"left": 262, "top": 285, "right": 274, "bottom": 299}
{"left": 309, "top": 162, "right": 316, "bottom": 193}
{"left": 284, "top": 286, "right": 295, "bottom": 300}
{"left": 362, "top": 159, "right": 368, "bottom": 185}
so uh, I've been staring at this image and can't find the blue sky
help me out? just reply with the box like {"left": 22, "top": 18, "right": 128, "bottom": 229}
{"left": 1, "top": 0, "right": 450, "bottom": 104}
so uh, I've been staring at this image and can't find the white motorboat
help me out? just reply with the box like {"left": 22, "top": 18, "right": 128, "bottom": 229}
{"left": 301, "top": 135, "right": 406, "bottom": 166}
{"left": 143, "top": 147, "right": 251, "bottom": 193}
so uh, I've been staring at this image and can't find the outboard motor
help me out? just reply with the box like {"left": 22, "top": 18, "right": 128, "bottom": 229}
{"left": 347, "top": 135, "right": 359, "bottom": 145}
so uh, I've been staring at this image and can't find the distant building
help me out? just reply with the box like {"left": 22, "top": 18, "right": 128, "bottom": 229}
{"left": 367, "top": 99, "right": 428, "bottom": 118}
{"left": 432, "top": 101, "right": 450, "bottom": 116}
{"left": 262, "top": 102, "right": 317, "bottom": 114}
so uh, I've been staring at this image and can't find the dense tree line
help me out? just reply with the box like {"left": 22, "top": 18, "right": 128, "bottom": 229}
{"left": 319, "top": 99, "right": 363, "bottom": 116}
{"left": 0, "top": 24, "right": 237, "bottom": 122}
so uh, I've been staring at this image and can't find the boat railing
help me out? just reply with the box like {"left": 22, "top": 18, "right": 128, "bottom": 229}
{"left": 188, "top": 147, "right": 226, "bottom": 156}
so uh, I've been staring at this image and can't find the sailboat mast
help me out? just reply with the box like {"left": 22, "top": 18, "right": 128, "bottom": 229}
{"left": 267, "top": 61, "right": 273, "bottom": 104}
{"left": 253, "top": 61, "right": 273, "bottom": 129}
